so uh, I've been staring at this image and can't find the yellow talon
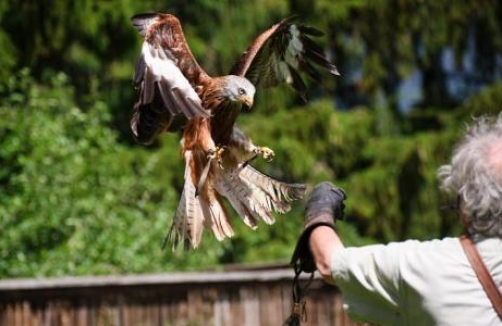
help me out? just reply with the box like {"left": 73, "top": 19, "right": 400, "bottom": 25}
{"left": 232, "top": 145, "right": 275, "bottom": 179}
{"left": 207, "top": 146, "right": 226, "bottom": 169}
{"left": 257, "top": 146, "right": 274, "bottom": 162}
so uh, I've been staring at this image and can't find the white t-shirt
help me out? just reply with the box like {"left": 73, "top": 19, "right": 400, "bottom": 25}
{"left": 331, "top": 237, "right": 502, "bottom": 326}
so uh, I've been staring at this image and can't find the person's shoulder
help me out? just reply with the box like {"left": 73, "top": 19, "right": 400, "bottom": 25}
{"left": 474, "top": 235, "right": 502, "bottom": 252}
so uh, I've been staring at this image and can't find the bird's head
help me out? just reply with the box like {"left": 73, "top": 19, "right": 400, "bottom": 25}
{"left": 222, "top": 75, "right": 256, "bottom": 109}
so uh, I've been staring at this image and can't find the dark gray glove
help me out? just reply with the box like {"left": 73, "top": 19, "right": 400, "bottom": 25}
{"left": 290, "top": 182, "right": 346, "bottom": 273}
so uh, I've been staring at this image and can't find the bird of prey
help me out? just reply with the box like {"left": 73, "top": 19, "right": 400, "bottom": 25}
{"left": 130, "top": 12, "right": 339, "bottom": 250}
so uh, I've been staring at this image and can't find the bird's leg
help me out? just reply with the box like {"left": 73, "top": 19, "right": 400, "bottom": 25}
{"left": 207, "top": 146, "right": 226, "bottom": 169}
{"left": 195, "top": 146, "right": 226, "bottom": 197}
{"left": 232, "top": 146, "right": 275, "bottom": 178}
{"left": 246, "top": 146, "right": 275, "bottom": 165}
{"left": 256, "top": 146, "right": 275, "bottom": 162}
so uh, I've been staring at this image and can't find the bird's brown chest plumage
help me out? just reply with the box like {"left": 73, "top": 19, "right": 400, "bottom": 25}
{"left": 181, "top": 85, "right": 240, "bottom": 155}
{"left": 195, "top": 82, "right": 242, "bottom": 146}
{"left": 208, "top": 101, "right": 241, "bottom": 146}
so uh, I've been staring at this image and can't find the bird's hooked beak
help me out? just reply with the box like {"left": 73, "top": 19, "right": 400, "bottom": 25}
{"left": 240, "top": 95, "right": 254, "bottom": 110}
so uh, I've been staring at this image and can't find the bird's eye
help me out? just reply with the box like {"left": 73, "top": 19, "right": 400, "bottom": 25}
{"left": 238, "top": 88, "right": 246, "bottom": 95}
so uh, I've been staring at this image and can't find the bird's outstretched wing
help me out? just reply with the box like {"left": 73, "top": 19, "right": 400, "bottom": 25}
{"left": 230, "top": 16, "right": 339, "bottom": 101}
{"left": 131, "top": 13, "right": 211, "bottom": 144}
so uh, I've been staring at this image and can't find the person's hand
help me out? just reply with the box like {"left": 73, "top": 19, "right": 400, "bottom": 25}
{"left": 290, "top": 182, "right": 346, "bottom": 273}
{"left": 304, "top": 181, "right": 346, "bottom": 222}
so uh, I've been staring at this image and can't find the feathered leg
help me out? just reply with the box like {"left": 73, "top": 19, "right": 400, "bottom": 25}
{"left": 196, "top": 146, "right": 225, "bottom": 197}
{"left": 227, "top": 127, "right": 276, "bottom": 178}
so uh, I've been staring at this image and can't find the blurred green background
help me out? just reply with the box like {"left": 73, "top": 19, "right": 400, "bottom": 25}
{"left": 1, "top": 0, "right": 502, "bottom": 278}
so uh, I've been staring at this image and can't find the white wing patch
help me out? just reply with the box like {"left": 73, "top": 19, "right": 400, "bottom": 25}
{"left": 140, "top": 42, "right": 208, "bottom": 118}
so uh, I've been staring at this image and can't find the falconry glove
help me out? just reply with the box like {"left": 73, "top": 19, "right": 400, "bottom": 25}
{"left": 291, "top": 182, "right": 346, "bottom": 273}
{"left": 285, "top": 182, "right": 346, "bottom": 325}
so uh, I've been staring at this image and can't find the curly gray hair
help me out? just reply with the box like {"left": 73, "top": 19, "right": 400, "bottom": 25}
{"left": 437, "top": 113, "right": 502, "bottom": 238}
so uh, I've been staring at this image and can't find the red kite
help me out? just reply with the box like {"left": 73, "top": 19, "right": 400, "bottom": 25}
{"left": 131, "top": 13, "right": 339, "bottom": 250}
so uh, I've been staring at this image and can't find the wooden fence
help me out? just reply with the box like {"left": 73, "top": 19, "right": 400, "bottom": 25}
{"left": 0, "top": 265, "right": 364, "bottom": 326}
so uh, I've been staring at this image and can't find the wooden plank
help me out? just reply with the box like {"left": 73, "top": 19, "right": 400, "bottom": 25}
{"left": 129, "top": 302, "right": 140, "bottom": 326}
{"left": 0, "top": 305, "right": 8, "bottom": 326}
{"left": 33, "top": 302, "right": 44, "bottom": 326}
{"left": 96, "top": 303, "right": 114, "bottom": 326}
{"left": 334, "top": 289, "right": 345, "bottom": 326}
{"left": 187, "top": 286, "right": 215, "bottom": 325}
{"left": 73, "top": 302, "right": 87, "bottom": 326}
{"left": 240, "top": 286, "right": 259, "bottom": 326}
{"left": 14, "top": 302, "right": 22, "bottom": 326}
{"left": 0, "top": 305, "right": 5, "bottom": 326}
{"left": 225, "top": 287, "right": 243, "bottom": 326}
{"left": 172, "top": 293, "right": 188, "bottom": 326}
{"left": 258, "top": 284, "right": 283, "bottom": 325}
{"left": 315, "top": 289, "right": 333, "bottom": 326}
{"left": 280, "top": 282, "right": 293, "bottom": 322}
{"left": 213, "top": 290, "right": 230, "bottom": 326}
{"left": 146, "top": 301, "right": 159, "bottom": 326}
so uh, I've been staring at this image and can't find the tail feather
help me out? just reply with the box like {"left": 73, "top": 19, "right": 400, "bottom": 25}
{"left": 166, "top": 151, "right": 205, "bottom": 250}
{"left": 165, "top": 153, "right": 306, "bottom": 251}
{"left": 201, "top": 194, "right": 234, "bottom": 241}
{"left": 167, "top": 152, "right": 236, "bottom": 250}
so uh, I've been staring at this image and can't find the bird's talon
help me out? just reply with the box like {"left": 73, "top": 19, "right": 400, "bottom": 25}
{"left": 207, "top": 146, "right": 225, "bottom": 169}
{"left": 258, "top": 147, "right": 275, "bottom": 162}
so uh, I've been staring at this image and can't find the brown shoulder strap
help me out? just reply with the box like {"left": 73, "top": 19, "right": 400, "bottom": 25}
{"left": 460, "top": 235, "right": 502, "bottom": 321}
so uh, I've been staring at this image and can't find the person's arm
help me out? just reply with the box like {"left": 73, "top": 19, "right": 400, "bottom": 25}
{"left": 309, "top": 224, "right": 345, "bottom": 282}
{"left": 290, "top": 182, "right": 346, "bottom": 274}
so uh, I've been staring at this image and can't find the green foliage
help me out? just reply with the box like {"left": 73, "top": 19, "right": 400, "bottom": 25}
{"left": 457, "top": 82, "right": 502, "bottom": 117}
